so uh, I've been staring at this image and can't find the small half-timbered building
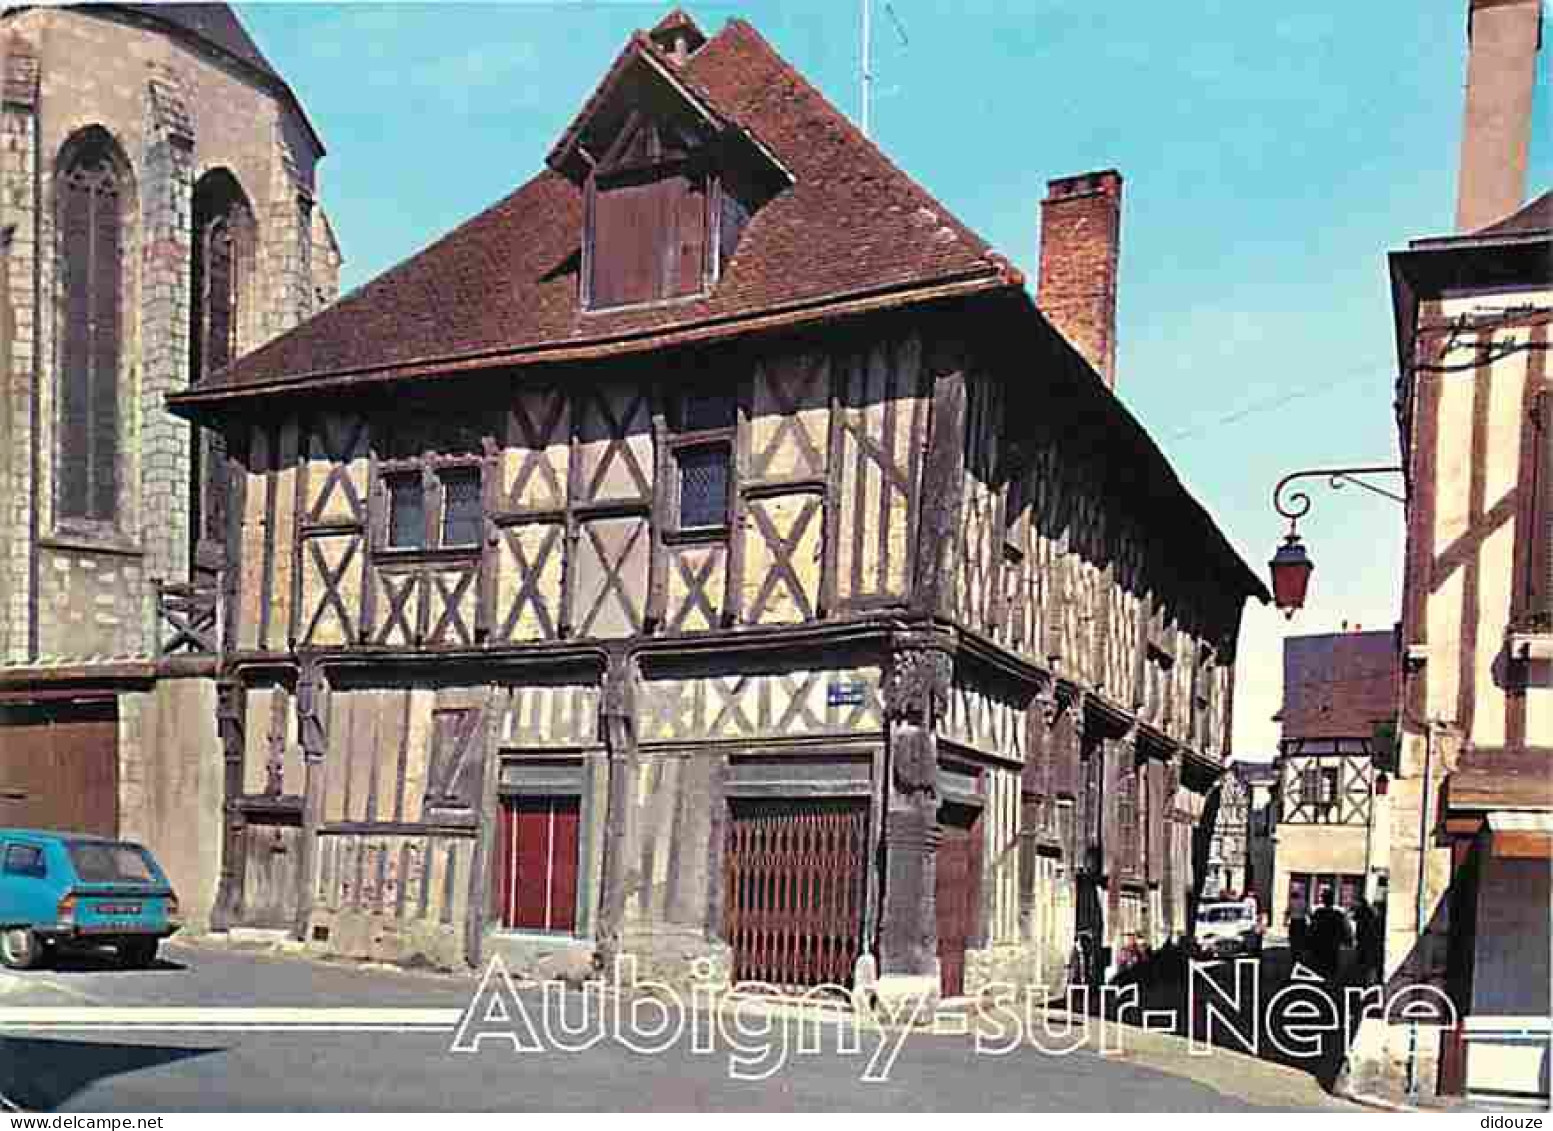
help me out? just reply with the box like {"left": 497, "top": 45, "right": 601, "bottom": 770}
{"left": 1268, "top": 630, "right": 1397, "bottom": 930}
{"left": 169, "top": 10, "right": 1266, "bottom": 998}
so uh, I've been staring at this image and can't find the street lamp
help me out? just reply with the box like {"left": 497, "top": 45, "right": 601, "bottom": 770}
{"left": 1269, "top": 533, "right": 1315, "bottom": 619}
{"left": 1269, "top": 466, "right": 1405, "bottom": 617}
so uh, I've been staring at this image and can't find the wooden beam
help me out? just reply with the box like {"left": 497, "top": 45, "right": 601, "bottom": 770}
{"left": 465, "top": 688, "right": 501, "bottom": 967}
{"left": 911, "top": 350, "right": 967, "bottom": 618}
{"left": 1491, "top": 830, "right": 1553, "bottom": 860}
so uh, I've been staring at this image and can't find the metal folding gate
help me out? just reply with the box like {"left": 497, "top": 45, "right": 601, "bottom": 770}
{"left": 724, "top": 799, "right": 867, "bottom": 992}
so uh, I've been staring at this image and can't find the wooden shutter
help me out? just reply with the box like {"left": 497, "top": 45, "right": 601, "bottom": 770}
{"left": 589, "top": 160, "right": 708, "bottom": 309}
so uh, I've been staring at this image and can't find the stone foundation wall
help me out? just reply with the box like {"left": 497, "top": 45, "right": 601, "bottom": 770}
{"left": 309, "top": 906, "right": 467, "bottom": 971}
{"left": 1343, "top": 1015, "right": 1449, "bottom": 1106}
{"left": 118, "top": 675, "right": 223, "bottom": 931}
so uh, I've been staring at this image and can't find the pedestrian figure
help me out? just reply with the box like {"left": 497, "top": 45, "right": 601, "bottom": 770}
{"left": 1352, "top": 895, "right": 1383, "bottom": 985}
{"left": 1288, "top": 909, "right": 1309, "bottom": 967}
{"left": 1307, "top": 886, "right": 1351, "bottom": 980}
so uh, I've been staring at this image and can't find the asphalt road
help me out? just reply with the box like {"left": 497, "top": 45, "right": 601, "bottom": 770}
{"left": 0, "top": 942, "right": 1339, "bottom": 1112}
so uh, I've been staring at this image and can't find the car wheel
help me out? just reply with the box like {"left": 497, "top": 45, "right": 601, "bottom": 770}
{"left": 0, "top": 927, "right": 40, "bottom": 970}
{"left": 117, "top": 939, "right": 158, "bottom": 969}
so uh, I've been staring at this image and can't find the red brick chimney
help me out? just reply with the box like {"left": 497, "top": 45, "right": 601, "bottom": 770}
{"left": 1455, "top": 0, "right": 1543, "bottom": 232}
{"left": 1037, "top": 170, "right": 1122, "bottom": 389}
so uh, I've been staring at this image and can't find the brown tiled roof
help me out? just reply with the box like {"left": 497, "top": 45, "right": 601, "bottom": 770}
{"left": 1279, "top": 630, "right": 1399, "bottom": 740}
{"left": 175, "top": 17, "right": 1010, "bottom": 401}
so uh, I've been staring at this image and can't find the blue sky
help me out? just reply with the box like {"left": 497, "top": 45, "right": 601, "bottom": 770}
{"left": 239, "top": 1, "right": 1552, "bottom": 758}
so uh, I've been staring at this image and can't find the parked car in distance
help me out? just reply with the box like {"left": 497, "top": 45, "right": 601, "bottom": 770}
{"left": 1193, "top": 899, "right": 1262, "bottom": 959}
{"left": 0, "top": 829, "right": 181, "bottom": 970}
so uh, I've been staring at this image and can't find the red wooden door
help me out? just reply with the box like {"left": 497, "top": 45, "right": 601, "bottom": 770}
{"left": 936, "top": 805, "right": 982, "bottom": 999}
{"left": 724, "top": 799, "right": 868, "bottom": 992}
{"left": 497, "top": 796, "right": 579, "bottom": 932}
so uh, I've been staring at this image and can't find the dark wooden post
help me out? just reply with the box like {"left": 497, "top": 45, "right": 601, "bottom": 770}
{"left": 465, "top": 686, "right": 502, "bottom": 968}
{"left": 1018, "top": 683, "right": 1060, "bottom": 943}
{"left": 911, "top": 347, "right": 967, "bottom": 618}
{"left": 877, "top": 634, "right": 952, "bottom": 1001}
{"left": 211, "top": 677, "right": 246, "bottom": 932}
{"left": 595, "top": 647, "right": 637, "bottom": 970}
{"left": 293, "top": 659, "right": 327, "bottom": 941}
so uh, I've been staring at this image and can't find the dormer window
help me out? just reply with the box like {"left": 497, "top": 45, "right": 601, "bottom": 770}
{"left": 586, "top": 114, "right": 709, "bottom": 310}
{"left": 551, "top": 24, "right": 789, "bottom": 316}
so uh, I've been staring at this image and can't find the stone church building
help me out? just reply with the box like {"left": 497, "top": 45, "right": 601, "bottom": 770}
{"left": 168, "top": 8, "right": 1266, "bottom": 1000}
{"left": 0, "top": 4, "right": 340, "bottom": 931}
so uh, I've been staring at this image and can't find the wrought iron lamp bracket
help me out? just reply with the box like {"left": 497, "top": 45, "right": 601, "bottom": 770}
{"left": 1272, "top": 465, "right": 1404, "bottom": 537}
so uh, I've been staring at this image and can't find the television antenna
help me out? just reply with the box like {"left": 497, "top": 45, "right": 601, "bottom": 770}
{"left": 860, "top": 0, "right": 909, "bottom": 138}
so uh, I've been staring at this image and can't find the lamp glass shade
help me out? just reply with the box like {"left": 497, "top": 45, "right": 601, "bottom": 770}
{"left": 1269, "top": 536, "right": 1314, "bottom": 616}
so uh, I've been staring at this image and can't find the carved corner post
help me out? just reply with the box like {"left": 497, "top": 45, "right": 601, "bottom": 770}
{"left": 595, "top": 649, "right": 637, "bottom": 970}
{"left": 211, "top": 677, "right": 247, "bottom": 932}
{"left": 877, "top": 637, "right": 952, "bottom": 994}
{"left": 292, "top": 659, "right": 327, "bottom": 941}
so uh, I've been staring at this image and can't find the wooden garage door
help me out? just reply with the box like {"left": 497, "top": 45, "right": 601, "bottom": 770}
{"left": 724, "top": 798, "right": 867, "bottom": 992}
{"left": 0, "top": 700, "right": 118, "bottom": 836}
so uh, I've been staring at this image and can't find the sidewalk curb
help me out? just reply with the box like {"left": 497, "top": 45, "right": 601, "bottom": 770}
{"left": 1341, "top": 1089, "right": 1418, "bottom": 1113}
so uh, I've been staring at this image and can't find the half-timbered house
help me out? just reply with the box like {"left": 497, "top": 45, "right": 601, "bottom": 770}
{"left": 1268, "top": 630, "right": 1396, "bottom": 930}
{"left": 168, "top": 10, "right": 1266, "bottom": 1000}
{"left": 1347, "top": 0, "right": 1550, "bottom": 1104}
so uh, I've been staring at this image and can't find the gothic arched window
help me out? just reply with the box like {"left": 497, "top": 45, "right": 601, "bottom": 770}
{"left": 58, "top": 129, "right": 126, "bottom": 524}
{"left": 190, "top": 169, "right": 255, "bottom": 562}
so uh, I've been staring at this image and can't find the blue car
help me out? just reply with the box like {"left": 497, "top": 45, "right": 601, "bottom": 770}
{"left": 0, "top": 829, "right": 181, "bottom": 970}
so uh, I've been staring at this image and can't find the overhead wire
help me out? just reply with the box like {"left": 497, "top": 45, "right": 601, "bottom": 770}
{"left": 1164, "top": 357, "right": 1397, "bottom": 442}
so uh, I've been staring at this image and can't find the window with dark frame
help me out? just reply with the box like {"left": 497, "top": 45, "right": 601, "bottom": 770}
{"left": 440, "top": 467, "right": 483, "bottom": 548}
{"left": 677, "top": 444, "right": 730, "bottom": 530}
{"left": 1299, "top": 767, "right": 1321, "bottom": 809}
{"left": 58, "top": 131, "right": 124, "bottom": 524}
{"left": 382, "top": 462, "right": 484, "bottom": 554}
{"left": 386, "top": 473, "right": 426, "bottom": 550}
{"left": 670, "top": 384, "right": 735, "bottom": 532}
